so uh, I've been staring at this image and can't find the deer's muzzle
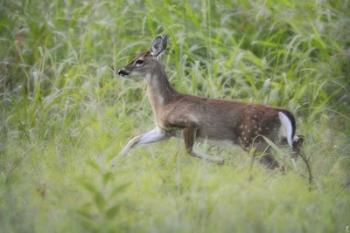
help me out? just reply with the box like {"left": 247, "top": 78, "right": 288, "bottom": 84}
{"left": 118, "top": 68, "right": 130, "bottom": 76}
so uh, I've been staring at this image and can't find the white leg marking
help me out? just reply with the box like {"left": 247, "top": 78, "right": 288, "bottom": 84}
{"left": 120, "top": 128, "right": 168, "bottom": 155}
{"left": 278, "top": 112, "right": 293, "bottom": 146}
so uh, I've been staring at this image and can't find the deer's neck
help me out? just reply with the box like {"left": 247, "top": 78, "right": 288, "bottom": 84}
{"left": 146, "top": 63, "right": 177, "bottom": 111}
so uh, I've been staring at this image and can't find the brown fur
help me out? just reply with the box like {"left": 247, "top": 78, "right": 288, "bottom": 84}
{"left": 117, "top": 36, "right": 300, "bottom": 168}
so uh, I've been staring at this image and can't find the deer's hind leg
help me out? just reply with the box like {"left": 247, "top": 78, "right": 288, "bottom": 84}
{"left": 183, "top": 128, "right": 224, "bottom": 165}
{"left": 243, "top": 137, "right": 280, "bottom": 169}
{"left": 292, "top": 135, "right": 304, "bottom": 159}
{"left": 258, "top": 152, "right": 279, "bottom": 169}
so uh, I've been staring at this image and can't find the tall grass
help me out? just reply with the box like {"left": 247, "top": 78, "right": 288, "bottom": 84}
{"left": 1, "top": 0, "right": 350, "bottom": 232}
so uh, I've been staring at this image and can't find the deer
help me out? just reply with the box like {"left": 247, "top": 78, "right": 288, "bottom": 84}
{"left": 116, "top": 35, "right": 303, "bottom": 169}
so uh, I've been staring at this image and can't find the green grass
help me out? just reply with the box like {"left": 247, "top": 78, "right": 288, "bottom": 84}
{"left": 1, "top": 0, "right": 350, "bottom": 232}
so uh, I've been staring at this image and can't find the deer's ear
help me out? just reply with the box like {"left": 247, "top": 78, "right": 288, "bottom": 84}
{"left": 150, "top": 35, "right": 168, "bottom": 59}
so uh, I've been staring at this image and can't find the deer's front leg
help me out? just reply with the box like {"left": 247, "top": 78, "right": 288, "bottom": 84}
{"left": 120, "top": 128, "right": 168, "bottom": 155}
{"left": 183, "top": 128, "right": 224, "bottom": 165}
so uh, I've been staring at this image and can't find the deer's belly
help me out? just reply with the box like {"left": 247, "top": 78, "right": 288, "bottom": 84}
{"left": 196, "top": 124, "right": 239, "bottom": 144}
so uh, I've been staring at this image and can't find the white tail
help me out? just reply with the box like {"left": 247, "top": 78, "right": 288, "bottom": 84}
{"left": 278, "top": 112, "right": 293, "bottom": 146}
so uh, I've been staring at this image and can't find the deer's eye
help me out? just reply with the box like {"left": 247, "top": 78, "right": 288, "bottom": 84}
{"left": 135, "top": 59, "right": 144, "bottom": 65}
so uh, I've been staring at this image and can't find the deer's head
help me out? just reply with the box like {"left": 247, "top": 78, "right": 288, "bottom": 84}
{"left": 117, "top": 35, "right": 168, "bottom": 78}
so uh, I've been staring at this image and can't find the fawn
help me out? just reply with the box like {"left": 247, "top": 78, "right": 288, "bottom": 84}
{"left": 116, "top": 35, "right": 302, "bottom": 168}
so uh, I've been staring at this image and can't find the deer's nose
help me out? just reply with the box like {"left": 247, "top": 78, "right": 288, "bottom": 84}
{"left": 118, "top": 69, "right": 130, "bottom": 76}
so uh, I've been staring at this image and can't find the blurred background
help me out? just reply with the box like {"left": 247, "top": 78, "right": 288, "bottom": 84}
{"left": 1, "top": 0, "right": 350, "bottom": 232}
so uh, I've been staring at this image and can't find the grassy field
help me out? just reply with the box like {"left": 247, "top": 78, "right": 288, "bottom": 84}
{"left": 1, "top": 0, "right": 350, "bottom": 232}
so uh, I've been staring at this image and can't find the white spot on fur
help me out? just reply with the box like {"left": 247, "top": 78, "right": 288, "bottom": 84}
{"left": 278, "top": 112, "right": 293, "bottom": 146}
